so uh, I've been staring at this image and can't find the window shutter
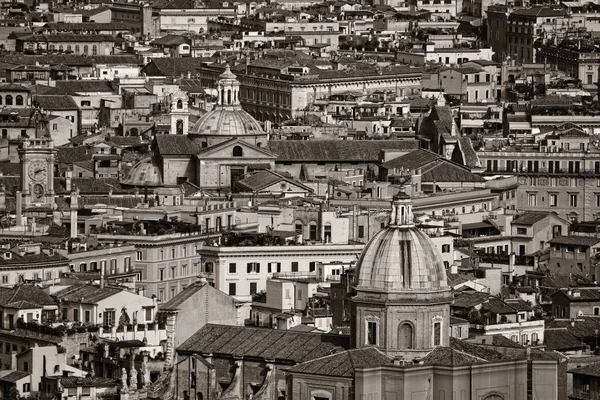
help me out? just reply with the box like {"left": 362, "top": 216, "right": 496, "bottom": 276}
{"left": 256, "top": 263, "right": 260, "bottom": 273}
{"left": 247, "top": 263, "right": 252, "bottom": 273}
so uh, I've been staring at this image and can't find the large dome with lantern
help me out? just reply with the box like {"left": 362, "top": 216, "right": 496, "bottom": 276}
{"left": 189, "top": 65, "right": 266, "bottom": 145}
{"left": 354, "top": 193, "right": 449, "bottom": 293}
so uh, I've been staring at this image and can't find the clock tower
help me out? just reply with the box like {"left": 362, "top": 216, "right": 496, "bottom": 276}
{"left": 18, "top": 136, "right": 56, "bottom": 210}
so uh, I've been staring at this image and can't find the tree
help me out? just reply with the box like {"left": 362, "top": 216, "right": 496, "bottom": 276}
{"left": 7, "top": 385, "right": 19, "bottom": 400}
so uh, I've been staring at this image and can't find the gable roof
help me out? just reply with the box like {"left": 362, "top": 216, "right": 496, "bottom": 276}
{"left": 155, "top": 134, "right": 200, "bottom": 156}
{"left": 512, "top": 212, "right": 556, "bottom": 226}
{"left": 198, "top": 137, "right": 277, "bottom": 158}
{"left": 287, "top": 347, "right": 392, "bottom": 377}
{"left": 452, "top": 291, "right": 491, "bottom": 308}
{"left": 268, "top": 140, "right": 418, "bottom": 162}
{"left": 548, "top": 235, "right": 600, "bottom": 247}
{"left": 237, "top": 170, "right": 312, "bottom": 193}
{"left": 160, "top": 282, "right": 212, "bottom": 311}
{"left": 54, "top": 285, "right": 124, "bottom": 304}
{"left": 544, "top": 328, "right": 582, "bottom": 351}
{"left": 177, "top": 324, "right": 349, "bottom": 363}
{"left": 35, "top": 95, "right": 78, "bottom": 110}
{"left": 380, "top": 148, "right": 440, "bottom": 170}
{"left": 0, "top": 285, "right": 56, "bottom": 308}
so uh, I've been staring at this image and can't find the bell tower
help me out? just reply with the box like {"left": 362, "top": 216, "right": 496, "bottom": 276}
{"left": 169, "top": 91, "right": 189, "bottom": 135}
{"left": 18, "top": 136, "right": 56, "bottom": 210}
{"left": 217, "top": 64, "right": 241, "bottom": 108}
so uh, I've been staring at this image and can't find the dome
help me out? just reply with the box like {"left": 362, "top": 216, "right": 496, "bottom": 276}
{"left": 190, "top": 64, "right": 266, "bottom": 138}
{"left": 190, "top": 107, "right": 265, "bottom": 137}
{"left": 121, "top": 158, "right": 163, "bottom": 187}
{"left": 354, "top": 194, "right": 449, "bottom": 292}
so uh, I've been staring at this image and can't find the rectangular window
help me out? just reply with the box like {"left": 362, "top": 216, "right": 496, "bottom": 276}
{"left": 309, "top": 262, "right": 316, "bottom": 272}
{"left": 367, "top": 321, "right": 378, "bottom": 345}
{"left": 23, "top": 383, "right": 30, "bottom": 393}
{"left": 291, "top": 262, "right": 299, "bottom": 272}
{"left": 85, "top": 310, "right": 90, "bottom": 323}
{"left": 434, "top": 322, "right": 441, "bottom": 346}
{"left": 228, "top": 283, "right": 236, "bottom": 296}
{"left": 145, "top": 308, "right": 152, "bottom": 321}
{"left": 528, "top": 193, "right": 537, "bottom": 207}
{"left": 441, "top": 244, "right": 450, "bottom": 253}
{"left": 247, "top": 263, "right": 260, "bottom": 273}
{"left": 229, "top": 263, "right": 236, "bottom": 274}
{"left": 159, "top": 269, "right": 164, "bottom": 281}
{"left": 517, "top": 227, "right": 527, "bottom": 235}
{"left": 570, "top": 194, "right": 578, "bottom": 207}
{"left": 358, "top": 225, "right": 365, "bottom": 238}
{"left": 250, "top": 282, "right": 257, "bottom": 295}
{"left": 550, "top": 194, "right": 558, "bottom": 207}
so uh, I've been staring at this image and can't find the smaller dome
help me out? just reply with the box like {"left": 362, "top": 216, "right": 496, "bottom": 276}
{"left": 219, "top": 64, "right": 237, "bottom": 80}
{"left": 121, "top": 158, "right": 163, "bottom": 187}
{"left": 191, "top": 108, "right": 265, "bottom": 137}
{"left": 354, "top": 195, "right": 449, "bottom": 292}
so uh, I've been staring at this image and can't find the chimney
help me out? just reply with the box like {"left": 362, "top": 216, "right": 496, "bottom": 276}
{"left": 65, "top": 170, "right": 72, "bottom": 192}
{"left": 70, "top": 192, "right": 78, "bottom": 239}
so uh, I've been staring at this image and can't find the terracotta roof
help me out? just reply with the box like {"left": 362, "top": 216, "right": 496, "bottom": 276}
{"left": 59, "top": 377, "right": 118, "bottom": 388}
{"left": 37, "top": 80, "right": 117, "bottom": 96}
{"left": 381, "top": 148, "right": 440, "bottom": 170}
{"left": 155, "top": 134, "right": 200, "bottom": 156}
{"left": 0, "top": 285, "right": 56, "bottom": 308}
{"left": 483, "top": 296, "right": 517, "bottom": 314}
{"left": 57, "top": 146, "right": 92, "bottom": 164}
{"left": 546, "top": 316, "right": 600, "bottom": 340}
{"left": 551, "top": 288, "right": 600, "bottom": 301}
{"left": 142, "top": 57, "right": 214, "bottom": 77}
{"left": 452, "top": 291, "right": 490, "bottom": 309}
{"left": 548, "top": 235, "right": 600, "bottom": 247}
{"left": 545, "top": 329, "right": 582, "bottom": 351}
{"left": 35, "top": 95, "right": 78, "bottom": 111}
{"left": 17, "top": 34, "right": 115, "bottom": 43}
{"left": 457, "top": 137, "right": 479, "bottom": 168}
{"left": 268, "top": 140, "right": 418, "bottom": 162}
{"left": 288, "top": 347, "right": 392, "bottom": 377}
{"left": 422, "top": 346, "right": 489, "bottom": 366}
{"left": 54, "top": 285, "right": 124, "bottom": 304}
{"left": 177, "top": 324, "right": 349, "bottom": 363}
{"left": 160, "top": 282, "right": 209, "bottom": 311}
{"left": 0, "top": 371, "right": 30, "bottom": 383}
{"left": 512, "top": 212, "right": 555, "bottom": 226}
{"left": 1, "top": 54, "right": 141, "bottom": 67}
{"left": 237, "top": 170, "right": 311, "bottom": 193}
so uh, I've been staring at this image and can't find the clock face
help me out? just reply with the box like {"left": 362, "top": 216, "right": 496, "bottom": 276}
{"left": 28, "top": 161, "right": 47, "bottom": 182}
{"left": 32, "top": 184, "right": 45, "bottom": 201}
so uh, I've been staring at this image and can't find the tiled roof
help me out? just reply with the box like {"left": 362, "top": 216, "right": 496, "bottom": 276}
{"left": 512, "top": 212, "right": 555, "bottom": 226}
{"left": 0, "top": 83, "right": 30, "bottom": 92}
{"left": 381, "top": 148, "right": 440, "bottom": 170}
{"left": 546, "top": 316, "right": 600, "bottom": 340}
{"left": 452, "top": 291, "right": 490, "bottom": 308}
{"left": 548, "top": 235, "right": 600, "bottom": 247}
{"left": 57, "top": 146, "right": 92, "bottom": 164}
{"left": 268, "top": 140, "right": 418, "bottom": 162}
{"left": 544, "top": 329, "right": 582, "bottom": 351}
{"left": 155, "top": 134, "right": 200, "bottom": 156}
{"left": 54, "top": 285, "right": 124, "bottom": 304}
{"left": 288, "top": 347, "right": 392, "bottom": 377}
{"left": 44, "top": 22, "right": 132, "bottom": 31}
{"left": 35, "top": 95, "right": 78, "bottom": 110}
{"left": 0, "top": 285, "right": 56, "bottom": 308}
{"left": 177, "top": 324, "right": 349, "bottom": 363}
{"left": 160, "top": 282, "right": 208, "bottom": 311}
{"left": 1, "top": 54, "right": 141, "bottom": 67}
{"left": 17, "top": 34, "right": 116, "bottom": 43}
{"left": 511, "top": 6, "right": 566, "bottom": 17}
{"left": 457, "top": 137, "right": 479, "bottom": 168}
{"left": 0, "top": 248, "right": 68, "bottom": 267}
{"left": 483, "top": 296, "right": 517, "bottom": 314}
{"left": 237, "top": 170, "right": 310, "bottom": 192}
{"left": 504, "top": 298, "right": 532, "bottom": 311}
{"left": 552, "top": 288, "right": 600, "bottom": 301}
{"left": 0, "top": 371, "right": 30, "bottom": 383}
{"left": 422, "top": 346, "right": 488, "bottom": 366}
{"left": 570, "top": 363, "right": 600, "bottom": 377}
{"left": 38, "top": 80, "right": 117, "bottom": 96}
{"left": 151, "top": 35, "right": 189, "bottom": 46}
{"left": 142, "top": 57, "right": 214, "bottom": 77}
{"left": 59, "top": 377, "right": 118, "bottom": 388}
{"left": 108, "top": 136, "right": 146, "bottom": 147}
{"left": 447, "top": 337, "right": 505, "bottom": 361}
{"left": 421, "top": 161, "right": 485, "bottom": 183}
{"left": 450, "top": 316, "right": 469, "bottom": 325}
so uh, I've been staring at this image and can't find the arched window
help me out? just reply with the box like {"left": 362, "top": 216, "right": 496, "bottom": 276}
{"left": 83, "top": 45, "right": 88, "bottom": 54}
{"left": 66, "top": 45, "right": 71, "bottom": 52}
{"left": 177, "top": 99, "right": 183, "bottom": 109}
{"left": 227, "top": 89, "right": 232, "bottom": 105}
{"left": 398, "top": 323, "right": 413, "bottom": 349}
{"left": 58, "top": 45, "right": 63, "bottom": 52}
{"left": 15, "top": 95, "right": 23, "bottom": 106}
{"left": 75, "top": 44, "right": 80, "bottom": 53}
{"left": 232, "top": 145, "right": 243, "bottom": 157}
{"left": 201, "top": 142, "right": 208, "bottom": 148}
{"left": 5, "top": 95, "right": 13, "bottom": 106}
{"left": 0, "top": 95, "right": 4, "bottom": 105}
{"left": 92, "top": 45, "right": 97, "bottom": 55}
